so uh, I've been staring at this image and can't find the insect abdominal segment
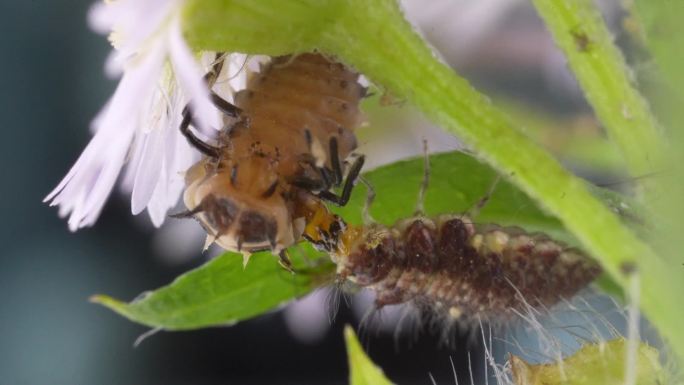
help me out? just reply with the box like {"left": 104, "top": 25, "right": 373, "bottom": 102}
{"left": 180, "top": 53, "right": 366, "bottom": 259}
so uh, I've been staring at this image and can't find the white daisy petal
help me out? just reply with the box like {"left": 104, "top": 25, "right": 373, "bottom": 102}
{"left": 168, "top": 18, "right": 220, "bottom": 134}
{"left": 103, "top": 49, "right": 127, "bottom": 79}
{"left": 120, "top": 129, "right": 146, "bottom": 193}
{"left": 146, "top": 94, "right": 198, "bottom": 227}
{"left": 131, "top": 126, "right": 165, "bottom": 214}
{"left": 78, "top": 138, "right": 131, "bottom": 227}
{"left": 46, "top": 35, "right": 167, "bottom": 229}
{"left": 147, "top": 190, "right": 167, "bottom": 227}
{"left": 47, "top": 0, "right": 223, "bottom": 231}
{"left": 147, "top": 152, "right": 176, "bottom": 228}
{"left": 86, "top": 1, "right": 116, "bottom": 34}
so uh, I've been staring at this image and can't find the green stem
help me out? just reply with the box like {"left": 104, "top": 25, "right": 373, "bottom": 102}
{"left": 631, "top": 1, "right": 684, "bottom": 266}
{"left": 530, "top": 0, "right": 666, "bottom": 181}
{"left": 182, "top": 0, "right": 684, "bottom": 362}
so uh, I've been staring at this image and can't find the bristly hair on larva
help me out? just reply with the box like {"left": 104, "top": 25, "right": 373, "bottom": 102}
{"left": 302, "top": 143, "right": 602, "bottom": 328}
{"left": 174, "top": 52, "right": 367, "bottom": 268}
{"left": 334, "top": 213, "right": 602, "bottom": 325}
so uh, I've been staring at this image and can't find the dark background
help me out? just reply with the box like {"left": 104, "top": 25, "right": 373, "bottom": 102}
{"left": 0, "top": 1, "right": 626, "bottom": 384}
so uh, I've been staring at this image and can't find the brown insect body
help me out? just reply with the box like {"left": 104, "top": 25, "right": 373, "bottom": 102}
{"left": 304, "top": 207, "right": 602, "bottom": 322}
{"left": 183, "top": 53, "right": 365, "bottom": 255}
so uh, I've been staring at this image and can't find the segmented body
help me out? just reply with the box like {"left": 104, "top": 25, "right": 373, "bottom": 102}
{"left": 182, "top": 53, "right": 365, "bottom": 255}
{"left": 304, "top": 208, "right": 601, "bottom": 321}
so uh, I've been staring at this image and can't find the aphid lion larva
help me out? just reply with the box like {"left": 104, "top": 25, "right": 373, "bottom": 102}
{"left": 301, "top": 152, "right": 602, "bottom": 322}
{"left": 176, "top": 52, "right": 366, "bottom": 267}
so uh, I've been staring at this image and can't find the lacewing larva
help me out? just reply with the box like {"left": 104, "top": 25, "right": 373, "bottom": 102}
{"left": 301, "top": 152, "right": 601, "bottom": 322}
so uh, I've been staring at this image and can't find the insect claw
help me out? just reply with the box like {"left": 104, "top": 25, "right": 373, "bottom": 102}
{"left": 278, "top": 250, "right": 295, "bottom": 274}
{"left": 169, "top": 206, "right": 204, "bottom": 219}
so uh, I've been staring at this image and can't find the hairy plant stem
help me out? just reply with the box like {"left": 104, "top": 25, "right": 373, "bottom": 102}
{"left": 531, "top": 0, "right": 666, "bottom": 183}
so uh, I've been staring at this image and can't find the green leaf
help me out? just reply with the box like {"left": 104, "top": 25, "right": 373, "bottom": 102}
{"left": 510, "top": 339, "right": 666, "bottom": 385}
{"left": 340, "top": 152, "right": 556, "bottom": 228}
{"left": 92, "top": 247, "right": 334, "bottom": 330}
{"left": 338, "top": 152, "right": 644, "bottom": 246}
{"left": 344, "top": 326, "right": 393, "bottom": 385}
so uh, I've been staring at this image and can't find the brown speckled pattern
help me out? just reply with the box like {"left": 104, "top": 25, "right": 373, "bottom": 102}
{"left": 333, "top": 214, "right": 601, "bottom": 321}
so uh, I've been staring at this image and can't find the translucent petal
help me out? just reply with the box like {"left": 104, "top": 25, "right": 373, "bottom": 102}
{"left": 146, "top": 97, "right": 198, "bottom": 227}
{"left": 49, "top": 1, "right": 229, "bottom": 231}
{"left": 77, "top": 137, "right": 130, "bottom": 228}
{"left": 168, "top": 18, "right": 220, "bottom": 135}
{"left": 146, "top": 167, "right": 169, "bottom": 227}
{"left": 46, "top": 35, "right": 166, "bottom": 230}
{"left": 131, "top": 127, "right": 165, "bottom": 215}
{"left": 120, "top": 129, "right": 145, "bottom": 193}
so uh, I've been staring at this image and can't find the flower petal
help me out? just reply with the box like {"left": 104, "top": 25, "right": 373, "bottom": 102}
{"left": 131, "top": 125, "right": 165, "bottom": 215}
{"left": 46, "top": 31, "right": 167, "bottom": 230}
{"left": 168, "top": 18, "right": 220, "bottom": 135}
{"left": 49, "top": 1, "right": 232, "bottom": 231}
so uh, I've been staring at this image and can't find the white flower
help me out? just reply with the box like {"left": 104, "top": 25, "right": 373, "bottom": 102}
{"left": 45, "top": 0, "right": 234, "bottom": 231}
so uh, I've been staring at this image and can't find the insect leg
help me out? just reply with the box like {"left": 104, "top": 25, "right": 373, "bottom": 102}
{"left": 180, "top": 91, "right": 242, "bottom": 157}
{"left": 290, "top": 176, "right": 328, "bottom": 191}
{"left": 205, "top": 51, "right": 242, "bottom": 117}
{"left": 291, "top": 153, "right": 336, "bottom": 191}
{"left": 202, "top": 50, "right": 242, "bottom": 117}
{"left": 179, "top": 52, "right": 243, "bottom": 157}
{"left": 415, "top": 139, "right": 430, "bottom": 215}
{"left": 180, "top": 106, "right": 222, "bottom": 158}
{"left": 317, "top": 155, "right": 365, "bottom": 206}
{"left": 204, "top": 52, "right": 226, "bottom": 85}
{"left": 318, "top": 167, "right": 334, "bottom": 190}
{"left": 329, "top": 137, "right": 343, "bottom": 186}
{"left": 278, "top": 249, "right": 295, "bottom": 273}
{"left": 465, "top": 175, "right": 501, "bottom": 219}
{"left": 169, "top": 204, "right": 205, "bottom": 219}
{"left": 209, "top": 92, "right": 242, "bottom": 118}
{"left": 359, "top": 176, "right": 376, "bottom": 224}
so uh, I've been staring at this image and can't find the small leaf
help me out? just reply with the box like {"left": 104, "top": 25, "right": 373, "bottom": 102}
{"left": 92, "top": 247, "right": 334, "bottom": 330}
{"left": 344, "top": 325, "right": 393, "bottom": 385}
